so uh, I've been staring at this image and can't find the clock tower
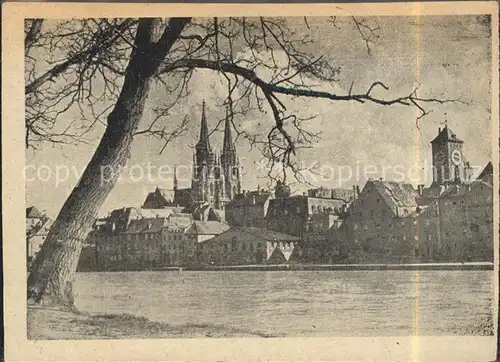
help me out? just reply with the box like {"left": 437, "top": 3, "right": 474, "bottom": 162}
{"left": 430, "top": 125, "right": 472, "bottom": 188}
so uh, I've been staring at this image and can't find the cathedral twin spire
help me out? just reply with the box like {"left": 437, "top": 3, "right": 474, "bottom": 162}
{"left": 195, "top": 100, "right": 237, "bottom": 169}
{"left": 196, "top": 100, "right": 212, "bottom": 152}
{"left": 191, "top": 101, "right": 241, "bottom": 206}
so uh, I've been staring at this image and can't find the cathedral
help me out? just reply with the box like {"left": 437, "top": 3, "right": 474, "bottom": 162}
{"left": 142, "top": 101, "right": 242, "bottom": 221}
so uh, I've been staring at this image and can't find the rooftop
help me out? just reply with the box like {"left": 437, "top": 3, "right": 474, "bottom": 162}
{"left": 124, "top": 217, "right": 168, "bottom": 234}
{"left": 431, "top": 125, "right": 464, "bottom": 144}
{"left": 228, "top": 190, "right": 273, "bottom": 207}
{"left": 26, "top": 206, "right": 45, "bottom": 219}
{"left": 368, "top": 180, "right": 418, "bottom": 213}
{"left": 185, "top": 221, "right": 230, "bottom": 236}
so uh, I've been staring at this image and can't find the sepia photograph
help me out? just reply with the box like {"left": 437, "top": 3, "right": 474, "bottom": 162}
{"left": 3, "top": 2, "right": 499, "bottom": 361}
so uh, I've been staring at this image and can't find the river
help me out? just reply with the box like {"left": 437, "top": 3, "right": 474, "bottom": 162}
{"left": 73, "top": 270, "right": 494, "bottom": 337}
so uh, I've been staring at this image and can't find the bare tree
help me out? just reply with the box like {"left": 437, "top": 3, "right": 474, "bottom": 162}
{"left": 27, "top": 17, "right": 458, "bottom": 309}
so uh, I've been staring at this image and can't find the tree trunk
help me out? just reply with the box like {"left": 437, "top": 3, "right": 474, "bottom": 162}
{"left": 27, "top": 18, "right": 190, "bottom": 309}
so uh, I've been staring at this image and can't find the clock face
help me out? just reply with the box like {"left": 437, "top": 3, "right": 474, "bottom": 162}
{"left": 451, "top": 149, "right": 462, "bottom": 165}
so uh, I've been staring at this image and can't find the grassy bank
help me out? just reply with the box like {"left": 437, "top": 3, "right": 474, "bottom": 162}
{"left": 27, "top": 306, "right": 281, "bottom": 339}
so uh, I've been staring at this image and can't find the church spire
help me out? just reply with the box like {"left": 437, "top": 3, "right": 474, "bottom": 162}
{"left": 173, "top": 165, "right": 178, "bottom": 191}
{"left": 196, "top": 100, "right": 211, "bottom": 151}
{"left": 222, "top": 104, "right": 236, "bottom": 163}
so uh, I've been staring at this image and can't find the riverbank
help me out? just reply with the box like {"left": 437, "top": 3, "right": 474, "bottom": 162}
{"left": 196, "top": 262, "right": 495, "bottom": 271}
{"left": 27, "top": 306, "right": 280, "bottom": 339}
{"left": 83, "top": 262, "right": 495, "bottom": 273}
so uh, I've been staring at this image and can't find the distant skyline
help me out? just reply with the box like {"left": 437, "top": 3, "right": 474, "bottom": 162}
{"left": 26, "top": 15, "right": 493, "bottom": 218}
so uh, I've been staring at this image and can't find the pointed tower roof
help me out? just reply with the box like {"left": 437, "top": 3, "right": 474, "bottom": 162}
{"left": 26, "top": 206, "right": 44, "bottom": 219}
{"left": 173, "top": 165, "right": 178, "bottom": 190}
{"left": 222, "top": 105, "right": 236, "bottom": 158}
{"left": 431, "top": 125, "right": 464, "bottom": 144}
{"left": 196, "top": 101, "right": 211, "bottom": 150}
{"left": 477, "top": 161, "right": 493, "bottom": 180}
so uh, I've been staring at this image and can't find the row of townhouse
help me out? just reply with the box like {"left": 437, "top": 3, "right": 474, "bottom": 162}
{"left": 303, "top": 163, "right": 494, "bottom": 264}
{"left": 90, "top": 208, "right": 230, "bottom": 270}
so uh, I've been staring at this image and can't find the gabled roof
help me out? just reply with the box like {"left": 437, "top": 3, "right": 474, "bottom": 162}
{"left": 139, "top": 207, "right": 183, "bottom": 219}
{"left": 185, "top": 221, "right": 230, "bottom": 235}
{"left": 477, "top": 161, "right": 493, "bottom": 180}
{"left": 227, "top": 190, "right": 273, "bottom": 208}
{"left": 124, "top": 217, "right": 168, "bottom": 234}
{"left": 366, "top": 180, "right": 418, "bottom": 214}
{"left": 107, "top": 207, "right": 138, "bottom": 232}
{"left": 431, "top": 125, "right": 464, "bottom": 144}
{"left": 26, "top": 206, "right": 44, "bottom": 219}
{"left": 142, "top": 187, "right": 176, "bottom": 209}
{"left": 189, "top": 203, "right": 224, "bottom": 222}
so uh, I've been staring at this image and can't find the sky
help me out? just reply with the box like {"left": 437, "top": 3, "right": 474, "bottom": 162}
{"left": 26, "top": 15, "right": 493, "bottom": 218}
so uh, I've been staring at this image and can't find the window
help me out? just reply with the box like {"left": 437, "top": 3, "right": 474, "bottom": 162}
{"left": 242, "top": 243, "right": 246, "bottom": 251}
{"left": 296, "top": 206, "right": 301, "bottom": 215}
{"left": 249, "top": 243, "right": 254, "bottom": 251}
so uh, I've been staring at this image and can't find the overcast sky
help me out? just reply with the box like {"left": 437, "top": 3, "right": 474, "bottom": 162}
{"left": 26, "top": 15, "right": 493, "bottom": 217}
